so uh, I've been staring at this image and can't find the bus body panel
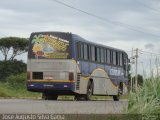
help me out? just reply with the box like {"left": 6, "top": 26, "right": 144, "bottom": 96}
{"left": 91, "top": 68, "right": 118, "bottom": 95}
{"left": 27, "top": 59, "right": 80, "bottom": 94}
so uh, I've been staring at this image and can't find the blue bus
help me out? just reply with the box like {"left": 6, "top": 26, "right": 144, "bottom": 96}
{"left": 27, "top": 32, "right": 129, "bottom": 101}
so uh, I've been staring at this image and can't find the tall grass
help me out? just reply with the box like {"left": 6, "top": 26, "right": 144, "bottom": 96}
{"left": 128, "top": 78, "right": 160, "bottom": 114}
{"left": 0, "top": 73, "right": 41, "bottom": 98}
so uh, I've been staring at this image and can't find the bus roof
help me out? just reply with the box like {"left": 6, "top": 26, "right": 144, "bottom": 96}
{"left": 72, "top": 34, "right": 126, "bottom": 54}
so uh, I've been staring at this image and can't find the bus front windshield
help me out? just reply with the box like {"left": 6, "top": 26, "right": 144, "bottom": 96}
{"left": 28, "top": 33, "right": 71, "bottom": 59}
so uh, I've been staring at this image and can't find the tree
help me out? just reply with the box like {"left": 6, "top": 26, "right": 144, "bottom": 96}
{"left": 137, "top": 74, "right": 144, "bottom": 86}
{"left": 0, "top": 60, "right": 26, "bottom": 81}
{"left": 0, "top": 37, "right": 28, "bottom": 61}
{"left": 129, "top": 74, "right": 144, "bottom": 87}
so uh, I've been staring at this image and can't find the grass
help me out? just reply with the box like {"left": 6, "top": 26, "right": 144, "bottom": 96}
{"left": 128, "top": 77, "right": 160, "bottom": 114}
{"left": 0, "top": 73, "right": 41, "bottom": 99}
{"left": 0, "top": 82, "right": 41, "bottom": 99}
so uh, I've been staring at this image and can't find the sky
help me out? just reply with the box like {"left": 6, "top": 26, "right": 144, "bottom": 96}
{"left": 0, "top": 0, "right": 160, "bottom": 76}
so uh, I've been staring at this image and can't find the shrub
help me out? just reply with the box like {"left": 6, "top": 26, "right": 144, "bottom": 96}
{"left": 0, "top": 73, "right": 41, "bottom": 98}
{"left": 0, "top": 60, "right": 26, "bottom": 81}
{"left": 6, "top": 73, "right": 26, "bottom": 88}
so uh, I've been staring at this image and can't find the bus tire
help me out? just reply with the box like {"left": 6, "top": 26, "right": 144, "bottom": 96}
{"left": 113, "top": 95, "right": 119, "bottom": 101}
{"left": 85, "top": 81, "right": 93, "bottom": 101}
{"left": 42, "top": 92, "right": 58, "bottom": 100}
{"left": 74, "top": 95, "right": 83, "bottom": 101}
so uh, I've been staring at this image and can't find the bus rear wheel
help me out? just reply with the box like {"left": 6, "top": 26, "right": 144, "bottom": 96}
{"left": 85, "top": 81, "right": 93, "bottom": 101}
{"left": 42, "top": 92, "right": 58, "bottom": 100}
{"left": 74, "top": 95, "right": 84, "bottom": 101}
{"left": 113, "top": 95, "right": 120, "bottom": 101}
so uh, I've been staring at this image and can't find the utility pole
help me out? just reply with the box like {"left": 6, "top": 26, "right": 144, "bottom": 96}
{"left": 130, "top": 48, "right": 137, "bottom": 92}
{"left": 130, "top": 48, "right": 134, "bottom": 92}
{"left": 135, "top": 48, "right": 138, "bottom": 91}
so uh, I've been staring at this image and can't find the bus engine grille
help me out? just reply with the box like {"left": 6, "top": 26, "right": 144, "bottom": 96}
{"left": 76, "top": 73, "right": 81, "bottom": 90}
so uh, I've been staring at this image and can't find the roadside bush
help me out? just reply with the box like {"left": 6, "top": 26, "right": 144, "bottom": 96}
{"left": 0, "top": 60, "right": 26, "bottom": 81}
{"left": 0, "top": 84, "right": 11, "bottom": 97}
{"left": 6, "top": 73, "right": 26, "bottom": 88}
{"left": 0, "top": 73, "right": 41, "bottom": 98}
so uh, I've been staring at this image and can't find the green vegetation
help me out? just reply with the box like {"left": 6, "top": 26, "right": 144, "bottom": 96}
{"left": 0, "top": 60, "right": 27, "bottom": 81}
{"left": 0, "top": 37, "right": 28, "bottom": 61}
{"left": 0, "top": 73, "right": 41, "bottom": 98}
{"left": 128, "top": 78, "right": 160, "bottom": 114}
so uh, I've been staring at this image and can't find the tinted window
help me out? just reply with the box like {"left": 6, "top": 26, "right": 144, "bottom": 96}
{"left": 100, "top": 48, "right": 104, "bottom": 63}
{"left": 91, "top": 46, "right": 95, "bottom": 61}
{"left": 113, "top": 51, "right": 116, "bottom": 65}
{"left": 84, "top": 44, "right": 88, "bottom": 60}
{"left": 95, "top": 47, "right": 100, "bottom": 62}
{"left": 120, "top": 53, "right": 123, "bottom": 66}
{"left": 29, "top": 33, "right": 71, "bottom": 59}
{"left": 107, "top": 49, "right": 111, "bottom": 64}
{"left": 77, "top": 43, "right": 81, "bottom": 59}
{"left": 104, "top": 50, "right": 106, "bottom": 63}
{"left": 80, "top": 43, "right": 84, "bottom": 59}
{"left": 116, "top": 52, "right": 119, "bottom": 66}
{"left": 33, "top": 72, "right": 43, "bottom": 79}
{"left": 88, "top": 45, "right": 91, "bottom": 60}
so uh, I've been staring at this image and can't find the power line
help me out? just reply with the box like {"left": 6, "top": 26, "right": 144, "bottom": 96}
{"left": 51, "top": 0, "right": 160, "bottom": 37}
{"left": 139, "top": 49, "right": 160, "bottom": 56}
{"left": 134, "top": 0, "right": 160, "bottom": 13}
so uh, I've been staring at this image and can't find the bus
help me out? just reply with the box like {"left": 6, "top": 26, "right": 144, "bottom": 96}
{"left": 27, "top": 32, "right": 129, "bottom": 101}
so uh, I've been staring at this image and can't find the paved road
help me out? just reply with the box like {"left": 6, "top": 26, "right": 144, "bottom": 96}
{"left": 0, "top": 99, "right": 128, "bottom": 114}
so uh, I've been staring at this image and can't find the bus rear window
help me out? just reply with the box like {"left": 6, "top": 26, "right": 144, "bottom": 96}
{"left": 28, "top": 33, "right": 71, "bottom": 59}
{"left": 32, "top": 72, "right": 43, "bottom": 79}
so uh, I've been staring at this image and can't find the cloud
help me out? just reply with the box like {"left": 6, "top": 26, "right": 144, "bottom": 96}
{"left": 0, "top": 0, "right": 160, "bottom": 76}
{"left": 144, "top": 43, "right": 155, "bottom": 50}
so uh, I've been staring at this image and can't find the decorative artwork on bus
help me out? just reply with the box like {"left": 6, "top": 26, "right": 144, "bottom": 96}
{"left": 31, "top": 34, "right": 70, "bottom": 59}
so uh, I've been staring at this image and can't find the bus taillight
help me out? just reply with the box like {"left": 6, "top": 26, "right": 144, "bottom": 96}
{"left": 27, "top": 72, "right": 30, "bottom": 80}
{"left": 69, "top": 72, "right": 74, "bottom": 81}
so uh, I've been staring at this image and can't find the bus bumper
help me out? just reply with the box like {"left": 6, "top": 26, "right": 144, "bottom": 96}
{"left": 27, "top": 82, "right": 75, "bottom": 92}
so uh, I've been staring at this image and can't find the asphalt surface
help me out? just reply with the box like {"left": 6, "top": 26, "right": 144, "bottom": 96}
{"left": 0, "top": 99, "right": 128, "bottom": 114}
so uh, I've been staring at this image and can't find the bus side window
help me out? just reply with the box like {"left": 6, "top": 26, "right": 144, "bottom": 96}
{"left": 113, "top": 51, "right": 116, "bottom": 65}
{"left": 104, "top": 49, "right": 106, "bottom": 64}
{"left": 77, "top": 43, "right": 81, "bottom": 59}
{"left": 120, "top": 53, "right": 123, "bottom": 66}
{"left": 116, "top": 52, "right": 119, "bottom": 66}
{"left": 95, "top": 47, "right": 100, "bottom": 62}
{"left": 110, "top": 50, "right": 113, "bottom": 65}
{"left": 80, "top": 43, "right": 84, "bottom": 59}
{"left": 84, "top": 44, "right": 88, "bottom": 60}
{"left": 100, "top": 48, "right": 104, "bottom": 63}
{"left": 91, "top": 46, "right": 95, "bottom": 61}
{"left": 88, "top": 45, "right": 91, "bottom": 60}
{"left": 107, "top": 49, "right": 110, "bottom": 64}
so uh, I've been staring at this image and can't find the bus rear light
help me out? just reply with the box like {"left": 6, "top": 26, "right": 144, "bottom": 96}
{"left": 69, "top": 72, "right": 74, "bottom": 81}
{"left": 27, "top": 72, "right": 30, "bottom": 80}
